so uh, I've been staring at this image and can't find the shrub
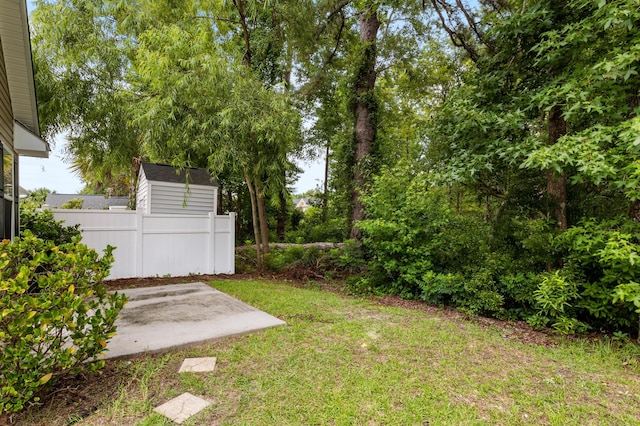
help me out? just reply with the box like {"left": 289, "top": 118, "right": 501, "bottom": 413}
{"left": 358, "top": 165, "right": 491, "bottom": 298}
{"left": 20, "top": 206, "right": 81, "bottom": 245}
{"left": 0, "top": 232, "right": 127, "bottom": 413}
{"left": 329, "top": 240, "right": 365, "bottom": 274}
{"left": 527, "top": 271, "right": 588, "bottom": 334}
{"left": 555, "top": 218, "right": 640, "bottom": 332}
{"left": 286, "top": 211, "right": 347, "bottom": 243}
{"left": 60, "top": 198, "right": 84, "bottom": 209}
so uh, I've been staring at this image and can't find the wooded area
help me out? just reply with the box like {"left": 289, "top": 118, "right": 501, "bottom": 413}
{"left": 31, "top": 0, "right": 640, "bottom": 335}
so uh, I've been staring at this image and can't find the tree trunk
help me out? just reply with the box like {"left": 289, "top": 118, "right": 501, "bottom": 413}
{"left": 628, "top": 91, "right": 640, "bottom": 222}
{"left": 128, "top": 157, "right": 142, "bottom": 210}
{"left": 277, "top": 63, "right": 292, "bottom": 241}
{"left": 228, "top": 189, "right": 240, "bottom": 238}
{"left": 217, "top": 185, "right": 223, "bottom": 215}
{"left": 547, "top": 105, "right": 568, "bottom": 231}
{"left": 277, "top": 186, "right": 286, "bottom": 242}
{"left": 630, "top": 200, "right": 640, "bottom": 222}
{"left": 322, "top": 141, "right": 330, "bottom": 223}
{"left": 244, "top": 171, "right": 262, "bottom": 270}
{"left": 255, "top": 180, "right": 270, "bottom": 254}
{"left": 349, "top": 7, "right": 380, "bottom": 241}
{"left": 483, "top": 194, "right": 490, "bottom": 222}
{"left": 227, "top": 189, "right": 233, "bottom": 213}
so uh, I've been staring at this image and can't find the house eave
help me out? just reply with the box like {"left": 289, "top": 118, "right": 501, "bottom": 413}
{"left": 0, "top": 0, "right": 41, "bottom": 136}
{"left": 14, "top": 120, "right": 48, "bottom": 158}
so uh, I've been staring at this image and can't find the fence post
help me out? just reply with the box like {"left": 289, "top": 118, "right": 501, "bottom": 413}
{"left": 229, "top": 212, "right": 236, "bottom": 274}
{"left": 136, "top": 209, "right": 144, "bottom": 277}
{"left": 208, "top": 212, "right": 216, "bottom": 274}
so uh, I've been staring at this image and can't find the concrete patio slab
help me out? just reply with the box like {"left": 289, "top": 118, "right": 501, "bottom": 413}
{"left": 154, "top": 392, "right": 211, "bottom": 424}
{"left": 102, "top": 282, "right": 286, "bottom": 359}
{"left": 179, "top": 357, "right": 217, "bottom": 373}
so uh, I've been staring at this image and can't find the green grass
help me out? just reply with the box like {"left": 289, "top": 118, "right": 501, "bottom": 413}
{"left": 16, "top": 279, "right": 640, "bottom": 425}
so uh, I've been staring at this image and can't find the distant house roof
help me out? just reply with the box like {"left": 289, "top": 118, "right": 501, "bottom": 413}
{"left": 45, "top": 194, "right": 129, "bottom": 210}
{"left": 293, "top": 197, "right": 321, "bottom": 213}
{"left": 140, "top": 163, "right": 218, "bottom": 187}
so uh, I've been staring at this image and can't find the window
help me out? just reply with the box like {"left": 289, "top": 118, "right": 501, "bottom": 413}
{"left": 4, "top": 149, "right": 12, "bottom": 200}
{"left": 1, "top": 144, "right": 15, "bottom": 239}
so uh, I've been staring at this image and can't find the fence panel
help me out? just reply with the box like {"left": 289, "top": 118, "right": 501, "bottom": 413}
{"left": 142, "top": 214, "right": 210, "bottom": 277}
{"left": 51, "top": 210, "right": 235, "bottom": 279}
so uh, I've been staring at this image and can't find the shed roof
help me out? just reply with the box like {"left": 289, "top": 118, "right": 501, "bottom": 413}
{"left": 140, "top": 163, "right": 218, "bottom": 187}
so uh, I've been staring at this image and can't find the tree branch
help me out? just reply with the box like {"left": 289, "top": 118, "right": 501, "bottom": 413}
{"left": 431, "top": 0, "right": 480, "bottom": 62}
{"left": 232, "top": 0, "right": 252, "bottom": 68}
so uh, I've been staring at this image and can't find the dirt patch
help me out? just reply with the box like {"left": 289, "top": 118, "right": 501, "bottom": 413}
{"left": 105, "top": 273, "right": 247, "bottom": 291}
{"left": 1, "top": 362, "right": 128, "bottom": 426}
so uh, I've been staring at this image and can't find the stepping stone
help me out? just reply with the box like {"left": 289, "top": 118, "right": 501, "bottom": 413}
{"left": 179, "top": 357, "right": 217, "bottom": 373}
{"left": 154, "top": 392, "right": 211, "bottom": 424}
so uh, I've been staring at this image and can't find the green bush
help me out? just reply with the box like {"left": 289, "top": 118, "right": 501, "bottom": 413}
{"left": 329, "top": 240, "right": 365, "bottom": 274}
{"left": 20, "top": 206, "right": 81, "bottom": 245}
{"left": 264, "top": 246, "right": 303, "bottom": 272}
{"left": 499, "top": 272, "right": 539, "bottom": 317}
{"left": 60, "top": 198, "right": 84, "bottom": 209}
{"left": 555, "top": 218, "right": 640, "bottom": 332}
{"left": 286, "top": 207, "right": 348, "bottom": 243}
{"left": 527, "top": 271, "right": 589, "bottom": 334}
{"left": 358, "top": 165, "right": 491, "bottom": 298}
{"left": 0, "top": 232, "right": 127, "bottom": 413}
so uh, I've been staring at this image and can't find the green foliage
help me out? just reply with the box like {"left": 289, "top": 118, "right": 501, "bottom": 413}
{"left": 60, "top": 198, "right": 84, "bottom": 209}
{"left": 528, "top": 271, "right": 588, "bottom": 334}
{"left": 20, "top": 207, "right": 81, "bottom": 245}
{"left": 22, "top": 188, "right": 51, "bottom": 208}
{"left": 286, "top": 206, "right": 347, "bottom": 243}
{"left": 555, "top": 218, "right": 640, "bottom": 331}
{"left": 358, "top": 164, "right": 491, "bottom": 298}
{"left": 239, "top": 241, "right": 365, "bottom": 281}
{"left": 0, "top": 233, "right": 126, "bottom": 413}
{"left": 328, "top": 240, "right": 366, "bottom": 275}
{"left": 264, "top": 246, "right": 305, "bottom": 272}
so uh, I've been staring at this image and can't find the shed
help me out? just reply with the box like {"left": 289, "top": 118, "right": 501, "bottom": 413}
{"left": 136, "top": 162, "right": 218, "bottom": 215}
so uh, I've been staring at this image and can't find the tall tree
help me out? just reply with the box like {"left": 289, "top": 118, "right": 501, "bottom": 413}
{"left": 296, "top": 1, "right": 434, "bottom": 239}
{"left": 348, "top": 4, "right": 380, "bottom": 240}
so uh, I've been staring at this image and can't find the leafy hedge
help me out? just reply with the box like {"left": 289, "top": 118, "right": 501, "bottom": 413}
{"left": 357, "top": 164, "right": 640, "bottom": 335}
{"left": 0, "top": 233, "right": 127, "bottom": 413}
{"left": 20, "top": 206, "right": 81, "bottom": 245}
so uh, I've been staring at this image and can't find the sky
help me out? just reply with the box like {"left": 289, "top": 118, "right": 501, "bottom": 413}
{"left": 19, "top": 0, "right": 324, "bottom": 195}
{"left": 19, "top": 138, "right": 325, "bottom": 195}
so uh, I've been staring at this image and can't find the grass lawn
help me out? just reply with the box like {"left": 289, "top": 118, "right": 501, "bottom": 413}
{"left": 15, "top": 279, "right": 640, "bottom": 425}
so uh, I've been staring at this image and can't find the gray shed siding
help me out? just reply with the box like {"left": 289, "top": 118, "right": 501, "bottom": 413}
{"left": 148, "top": 182, "right": 216, "bottom": 215}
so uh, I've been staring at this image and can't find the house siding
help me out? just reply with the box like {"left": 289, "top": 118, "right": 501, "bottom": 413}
{"left": 149, "top": 183, "right": 216, "bottom": 215}
{"left": 0, "top": 38, "right": 14, "bottom": 149}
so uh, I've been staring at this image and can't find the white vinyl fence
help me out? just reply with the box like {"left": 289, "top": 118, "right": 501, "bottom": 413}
{"left": 52, "top": 210, "right": 235, "bottom": 280}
